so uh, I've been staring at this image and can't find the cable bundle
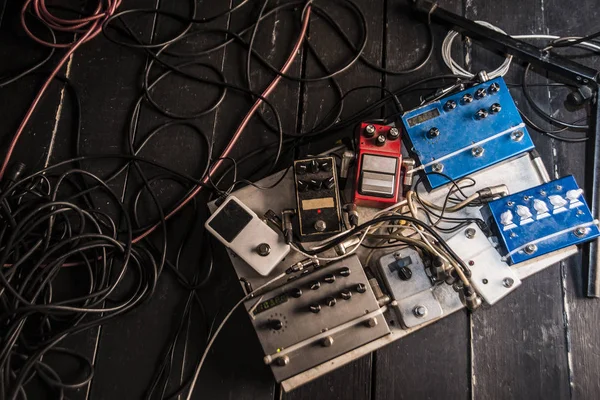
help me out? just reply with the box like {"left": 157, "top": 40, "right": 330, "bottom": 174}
{"left": 0, "top": 164, "right": 159, "bottom": 399}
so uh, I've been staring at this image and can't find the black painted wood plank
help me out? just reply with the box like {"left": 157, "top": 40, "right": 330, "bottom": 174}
{"left": 375, "top": 314, "right": 471, "bottom": 400}
{"left": 79, "top": 2, "right": 266, "bottom": 400}
{"left": 465, "top": 1, "right": 570, "bottom": 399}
{"left": 0, "top": 0, "right": 66, "bottom": 172}
{"left": 36, "top": 1, "right": 174, "bottom": 399}
{"left": 285, "top": 1, "right": 384, "bottom": 399}
{"left": 374, "top": 2, "right": 471, "bottom": 400}
{"left": 193, "top": 2, "right": 305, "bottom": 399}
{"left": 542, "top": 0, "right": 600, "bottom": 398}
{"left": 0, "top": 4, "right": 82, "bottom": 399}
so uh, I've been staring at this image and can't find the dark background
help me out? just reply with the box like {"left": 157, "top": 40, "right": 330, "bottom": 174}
{"left": 1, "top": 0, "right": 599, "bottom": 399}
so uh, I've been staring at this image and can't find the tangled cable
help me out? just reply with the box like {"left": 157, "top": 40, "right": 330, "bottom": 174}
{"left": 21, "top": 0, "right": 121, "bottom": 48}
{"left": 0, "top": 0, "right": 122, "bottom": 181}
{"left": 0, "top": 162, "right": 161, "bottom": 400}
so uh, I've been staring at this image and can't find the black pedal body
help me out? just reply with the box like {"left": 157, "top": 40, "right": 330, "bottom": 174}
{"left": 293, "top": 156, "right": 343, "bottom": 241}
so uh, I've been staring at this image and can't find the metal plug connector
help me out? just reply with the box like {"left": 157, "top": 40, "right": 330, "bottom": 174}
{"left": 402, "top": 158, "right": 416, "bottom": 193}
{"left": 285, "top": 258, "right": 319, "bottom": 275}
{"left": 343, "top": 203, "right": 359, "bottom": 227}
{"left": 334, "top": 236, "right": 361, "bottom": 256}
{"left": 281, "top": 209, "right": 295, "bottom": 244}
{"left": 463, "top": 286, "right": 482, "bottom": 311}
{"left": 339, "top": 151, "right": 355, "bottom": 189}
{"left": 477, "top": 184, "right": 509, "bottom": 200}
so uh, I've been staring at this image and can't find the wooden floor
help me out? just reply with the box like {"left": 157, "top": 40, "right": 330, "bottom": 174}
{"left": 1, "top": 0, "right": 599, "bottom": 399}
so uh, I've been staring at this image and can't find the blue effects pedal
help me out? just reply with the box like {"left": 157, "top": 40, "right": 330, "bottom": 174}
{"left": 401, "top": 77, "right": 535, "bottom": 189}
{"left": 482, "top": 176, "right": 600, "bottom": 264}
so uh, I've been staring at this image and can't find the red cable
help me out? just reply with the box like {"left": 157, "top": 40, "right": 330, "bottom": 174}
{"left": 0, "top": 0, "right": 121, "bottom": 180}
{"left": 132, "top": 5, "right": 312, "bottom": 244}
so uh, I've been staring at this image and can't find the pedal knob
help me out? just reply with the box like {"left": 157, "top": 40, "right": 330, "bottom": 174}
{"left": 297, "top": 180, "right": 309, "bottom": 192}
{"left": 320, "top": 161, "right": 333, "bottom": 172}
{"left": 296, "top": 163, "right": 307, "bottom": 174}
{"left": 489, "top": 82, "right": 500, "bottom": 93}
{"left": 427, "top": 127, "right": 440, "bottom": 139}
{"left": 324, "top": 176, "right": 335, "bottom": 190}
{"left": 444, "top": 100, "right": 457, "bottom": 111}
{"left": 325, "top": 297, "right": 337, "bottom": 307}
{"left": 356, "top": 283, "right": 367, "bottom": 293}
{"left": 475, "top": 109, "right": 488, "bottom": 119}
{"left": 364, "top": 124, "right": 376, "bottom": 138}
{"left": 268, "top": 319, "right": 283, "bottom": 330}
{"left": 309, "top": 179, "right": 322, "bottom": 190}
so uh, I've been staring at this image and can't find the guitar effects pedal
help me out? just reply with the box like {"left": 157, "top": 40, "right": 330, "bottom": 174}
{"left": 353, "top": 123, "right": 403, "bottom": 208}
{"left": 293, "top": 156, "right": 343, "bottom": 241}
{"left": 401, "top": 77, "right": 535, "bottom": 190}
{"left": 205, "top": 196, "right": 290, "bottom": 276}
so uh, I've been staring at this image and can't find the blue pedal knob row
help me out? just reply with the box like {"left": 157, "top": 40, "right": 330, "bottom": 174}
{"left": 481, "top": 175, "right": 600, "bottom": 264}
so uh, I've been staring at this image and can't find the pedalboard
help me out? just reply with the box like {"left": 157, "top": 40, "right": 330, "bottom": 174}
{"left": 482, "top": 176, "right": 600, "bottom": 264}
{"left": 245, "top": 255, "right": 390, "bottom": 382}
{"left": 293, "top": 156, "right": 343, "bottom": 241}
{"left": 401, "top": 77, "right": 535, "bottom": 190}
{"left": 353, "top": 123, "right": 403, "bottom": 208}
{"left": 205, "top": 196, "right": 290, "bottom": 276}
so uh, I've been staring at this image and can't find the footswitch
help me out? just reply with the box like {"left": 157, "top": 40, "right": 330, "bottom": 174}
{"left": 401, "top": 77, "right": 535, "bottom": 190}
{"left": 353, "top": 123, "right": 403, "bottom": 208}
{"left": 482, "top": 176, "right": 600, "bottom": 264}
{"left": 247, "top": 255, "right": 390, "bottom": 381}
{"left": 205, "top": 196, "right": 290, "bottom": 276}
{"left": 294, "top": 156, "right": 343, "bottom": 241}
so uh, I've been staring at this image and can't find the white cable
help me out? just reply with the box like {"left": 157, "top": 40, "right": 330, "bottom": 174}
{"left": 441, "top": 20, "right": 512, "bottom": 79}
{"left": 185, "top": 271, "right": 286, "bottom": 400}
{"left": 514, "top": 35, "right": 600, "bottom": 52}
{"left": 442, "top": 23, "right": 600, "bottom": 79}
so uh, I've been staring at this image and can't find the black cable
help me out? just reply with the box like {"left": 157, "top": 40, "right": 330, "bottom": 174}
{"left": 522, "top": 63, "right": 589, "bottom": 130}
{"left": 293, "top": 214, "right": 470, "bottom": 275}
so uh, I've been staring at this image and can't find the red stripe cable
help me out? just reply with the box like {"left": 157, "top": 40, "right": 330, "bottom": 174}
{"left": 0, "top": 0, "right": 121, "bottom": 181}
{"left": 132, "top": 4, "right": 312, "bottom": 244}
